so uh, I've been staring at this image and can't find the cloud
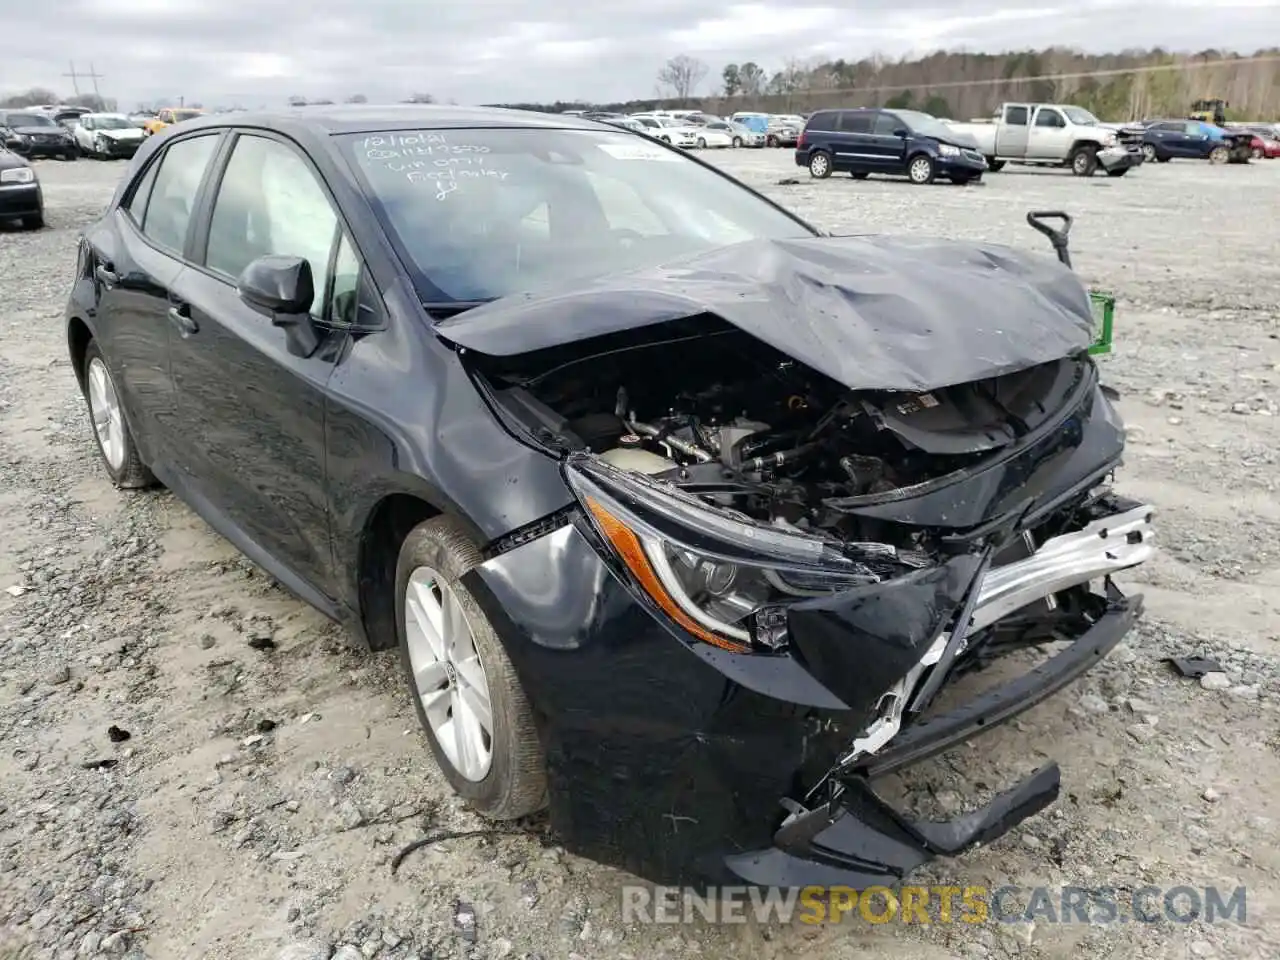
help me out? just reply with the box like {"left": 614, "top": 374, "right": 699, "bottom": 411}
{"left": 1, "top": 0, "right": 1275, "bottom": 108}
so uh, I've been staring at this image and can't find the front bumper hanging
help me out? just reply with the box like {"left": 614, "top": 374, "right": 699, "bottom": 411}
{"left": 726, "top": 503, "right": 1154, "bottom": 889}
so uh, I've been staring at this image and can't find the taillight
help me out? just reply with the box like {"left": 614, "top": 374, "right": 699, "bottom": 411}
{"left": 797, "top": 131, "right": 806, "bottom": 148}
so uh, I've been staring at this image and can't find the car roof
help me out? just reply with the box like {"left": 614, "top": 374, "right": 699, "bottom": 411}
{"left": 176, "top": 104, "right": 605, "bottom": 137}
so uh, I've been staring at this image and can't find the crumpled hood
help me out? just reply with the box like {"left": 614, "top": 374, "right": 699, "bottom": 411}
{"left": 98, "top": 128, "right": 144, "bottom": 141}
{"left": 436, "top": 234, "right": 1096, "bottom": 393}
{"left": 10, "top": 125, "right": 70, "bottom": 137}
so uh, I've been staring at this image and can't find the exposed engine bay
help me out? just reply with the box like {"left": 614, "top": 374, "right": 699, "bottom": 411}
{"left": 479, "top": 319, "right": 1089, "bottom": 551}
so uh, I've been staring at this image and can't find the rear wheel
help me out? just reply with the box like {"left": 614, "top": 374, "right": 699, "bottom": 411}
{"left": 985, "top": 157, "right": 1005, "bottom": 172}
{"left": 1251, "top": 146, "right": 1264, "bottom": 159}
{"left": 1141, "top": 143, "right": 1157, "bottom": 163}
{"left": 808, "top": 150, "right": 833, "bottom": 179}
{"left": 80, "top": 341, "right": 154, "bottom": 488}
{"left": 907, "top": 154, "right": 935, "bottom": 184}
{"left": 696, "top": 136, "right": 706, "bottom": 149}
{"left": 396, "top": 516, "right": 547, "bottom": 820}
{"left": 1070, "top": 145, "right": 1098, "bottom": 176}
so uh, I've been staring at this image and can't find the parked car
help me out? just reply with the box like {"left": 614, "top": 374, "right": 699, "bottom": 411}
{"left": 798, "top": 107, "right": 987, "bottom": 185}
{"left": 690, "top": 125, "right": 733, "bottom": 149}
{"left": 765, "top": 117, "right": 799, "bottom": 147}
{"left": 143, "top": 107, "right": 205, "bottom": 136}
{"left": 628, "top": 115, "right": 698, "bottom": 148}
{"left": 0, "top": 145, "right": 43, "bottom": 229}
{"left": 65, "top": 104, "right": 1153, "bottom": 888}
{"left": 1139, "top": 120, "right": 1254, "bottom": 164}
{"left": 948, "top": 103, "right": 1141, "bottom": 177}
{"left": 704, "top": 119, "right": 764, "bottom": 148}
{"left": 1246, "top": 133, "right": 1280, "bottom": 159}
{"left": 75, "top": 113, "right": 148, "bottom": 159}
{"left": 0, "top": 110, "right": 79, "bottom": 160}
{"left": 730, "top": 113, "right": 770, "bottom": 142}
{"left": 599, "top": 116, "right": 647, "bottom": 134}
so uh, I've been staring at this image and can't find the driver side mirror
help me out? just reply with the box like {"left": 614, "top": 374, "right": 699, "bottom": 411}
{"left": 893, "top": 127, "right": 908, "bottom": 138}
{"left": 237, "top": 255, "right": 320, "bottom": 358}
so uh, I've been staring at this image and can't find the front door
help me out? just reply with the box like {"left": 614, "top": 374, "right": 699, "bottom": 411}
{"left": 1027, "top": 106, "right": 1070, "bottom": 159}
{"left": 870, "top": 111, "right": 908, "bottom": 172}
{"left": 168, "top": 131, "right": 349, "bottom": 596}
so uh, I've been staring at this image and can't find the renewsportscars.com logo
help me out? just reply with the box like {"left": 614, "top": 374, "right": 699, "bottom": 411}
{"left": 620, "top": 885, "right": 1248, "bottom": 926}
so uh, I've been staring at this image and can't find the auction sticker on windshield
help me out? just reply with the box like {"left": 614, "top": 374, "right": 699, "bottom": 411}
{"left": 597, "top": 142, "right": 681, "bottom": 161}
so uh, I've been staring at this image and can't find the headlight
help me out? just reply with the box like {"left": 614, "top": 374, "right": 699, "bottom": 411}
{"left": 1103, "top": 133, "right": 1117, "bottom": 146}
{"left": 938, "top": 143, "right": 960, "bottom": 157}
{"left": 0, "top": 167, "right": 34, "bottom": 184}
{"left": 566, "top": 457, "right": 907, "bottom": 653}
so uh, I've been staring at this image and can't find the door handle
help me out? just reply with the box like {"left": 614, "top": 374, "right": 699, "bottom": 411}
{"left": 167, "top": 305, "right": 199, "bottom": 336}
{"left": 95, "top": 264, "right": 119, "bottom": 287}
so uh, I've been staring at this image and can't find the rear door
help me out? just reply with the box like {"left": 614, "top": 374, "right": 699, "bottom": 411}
{"left": 1027, "top": 106, "right": 1070, "bottom": 159}
{"left": 89, "top": 132, "right": 222, "bottom": 468}
{"left": 167, "top": 130, "right": 353, "bottom": 596}
{"left": 832, "top": 111, "right": 875, "bottom": 169}
{"left": 995, "top": 104, "right": 1030, "bottom": 158}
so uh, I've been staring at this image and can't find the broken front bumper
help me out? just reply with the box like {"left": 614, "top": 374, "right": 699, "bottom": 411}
{"left": 726, "top": 504, "right": 1154, "bottom": 888}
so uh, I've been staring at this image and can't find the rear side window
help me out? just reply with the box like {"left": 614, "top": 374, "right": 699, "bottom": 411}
{"left": 806, "top": 111, "right": 837, "bottom": 131}
{"left": 840, "top": 112, "right": 872, "bottom": 133}
{"left": 1005, "top": 106, "right": 1029, "bottom": 126}
{"left": 139, "top": 134, "right": 219, "bottom": 255}
{"left": 204, "top": 134, "right": 338, "bottom": 317}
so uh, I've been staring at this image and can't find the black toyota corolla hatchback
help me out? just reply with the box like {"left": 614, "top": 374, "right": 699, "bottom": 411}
{"left": 66, "top": 105, "right": 1154, "bottom": 886}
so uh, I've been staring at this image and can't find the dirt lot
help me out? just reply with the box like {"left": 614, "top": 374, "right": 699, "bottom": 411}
{"left": 1, "top": 149, "right": 1278, "bottom": 960}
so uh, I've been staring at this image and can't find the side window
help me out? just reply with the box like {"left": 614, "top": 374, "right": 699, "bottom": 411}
{"left": 841, "top": 112, "right": 872, "bottom": 133}
{"left": 125, "top": 157, "right": 161, "bottom": 223}
{"left": 139, "top": 134, "right": 219, "bottom": 254}
{"left": 807, "top": 111, "right": 835, "bottom": 131}
{"left": 328, "top": 234, "right": 363, "bottom": 327}
{"left": 1185, "top": 122, "right": 1203, "bottom": 135}
{"left": 1034, "top": 109, "right": 1064, "bottom": 128}
{"left": 1005, "top": 106, "right": 1029, "bottom": 126}
{"left": 205, "top": 134, "right": 338, "bottom": 317}
{"left": 873, "top": 113, "right": 901, "bottom": 136}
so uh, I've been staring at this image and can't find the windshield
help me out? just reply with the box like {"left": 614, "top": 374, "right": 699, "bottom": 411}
{"left": 1063, "top": 107, "right": 1099, "bottom": 126}
{"left": 6, "top": 113, "right": 55, "bottom": 128}
{"left": 891, "top": 110, "right": 961, "bottom": 140}
{"left": 93, "top": 116, "right": 135, "bottom": 130}
{"left": 344, "top": 127, "right": 814, "bottom": 303}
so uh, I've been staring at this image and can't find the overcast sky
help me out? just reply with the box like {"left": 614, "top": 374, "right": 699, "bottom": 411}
{"left": 1, "top": 0, "right": 1276, "bottom": 109}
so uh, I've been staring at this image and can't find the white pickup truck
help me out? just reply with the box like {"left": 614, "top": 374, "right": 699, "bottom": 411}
{"left": 947, "top": 103, "right": 1143, "bottom": 177}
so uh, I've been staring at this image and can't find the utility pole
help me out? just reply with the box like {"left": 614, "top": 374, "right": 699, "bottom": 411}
{"left": 86, "top": 62, "right": 103, "bottom": 98}
{"left": 62, "top": 62, "right": 105, "bottom": 101}
{"left": 63, "top": 61, "right": 81, "bottom": 96}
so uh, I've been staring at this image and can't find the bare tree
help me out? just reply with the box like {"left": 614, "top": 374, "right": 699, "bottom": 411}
{"left": 657, "top": 54, "right": 708, "bottom": 102}
{"left": 346, "top": 93, "right": 368, "bottom": 104}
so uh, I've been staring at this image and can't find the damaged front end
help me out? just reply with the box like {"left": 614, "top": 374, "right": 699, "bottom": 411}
{"left": 451, "top": 235, "right": 1154, "bottom": 886}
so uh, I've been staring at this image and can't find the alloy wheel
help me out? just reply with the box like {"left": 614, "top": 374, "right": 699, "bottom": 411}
{"left": 809, "top": 152, "right": 830, "bottom": 177}
{"left": 909, "top": 156, "right": 933, "bottom": 183}
{"left": 1142, "top": 144, "right": 1157, "bottom": 163}
{"left": 86, "top": 357, "right": 125, "bottom": 470}
{"left": 404, "top": 566, "right": 494, "bottom": 782}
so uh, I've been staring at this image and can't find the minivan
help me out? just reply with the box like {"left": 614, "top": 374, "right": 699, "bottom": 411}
{"left": 796, "top": 108, "right": 987, "bottom": 185}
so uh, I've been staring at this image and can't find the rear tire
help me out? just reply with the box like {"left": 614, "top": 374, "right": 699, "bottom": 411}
{"left": 732, "top": 136, "right": 742, "bottom": 147}
{"left": 80, "top": 341, "right": 154, "bottom": 489}
{"left": 1141, "top": 144, "right": 1158, "bottom": 163}
{"left": 907, "top": 154, "right": 936, "bottom": 184}
{"left": 807, "top": 150, "right": 833, "bottom": 179}
{"left": 21, "top": 212, "right": 44, "bottom": 230}
{"left": 985, "top": 157, "right": 1005, "bottom": 172}
{"left": 1251, "top": 146, "right": 1263, "bottom": 159}
{"left": 696, "top": 137, "right": 706, "bottom": 149}
{"left": 396, "top": 516, "right": 547, "bottom": 820}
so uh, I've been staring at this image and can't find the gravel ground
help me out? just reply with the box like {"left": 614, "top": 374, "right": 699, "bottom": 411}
{"left": 1, "top": 150, "right": 1278, "bottom": 960}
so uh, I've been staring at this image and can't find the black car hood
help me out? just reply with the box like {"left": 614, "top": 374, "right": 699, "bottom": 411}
{"left": 435, "top": 235, "right": 1095, "bottom": 393}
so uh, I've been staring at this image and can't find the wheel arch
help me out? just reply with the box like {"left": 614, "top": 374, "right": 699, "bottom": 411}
{"left": 67, "top": 315, "right": 94, "bottom": 390}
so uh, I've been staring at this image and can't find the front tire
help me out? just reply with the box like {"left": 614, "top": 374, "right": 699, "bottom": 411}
{"left": 850, "top": 171, "right": 869, "bottom": 180}
{"left": 985, "top": 157, "right": 1005, "bottom": 171}
{"left": 807, "top": 150, "right": 833, "bottom": 179}
{"left": 696, "top": 137, "right": 706, "bottom": 149}
{"left": 732, "top": 136, "right": 742, "bottom": 147}
{"left": 80, "top": 341, "right": 154, "bottom": 488}
{"left": 396, "top": 516, "right": 547, "bottom": 820}
{"left": 1209, "top": 145, "right": 1229, "bottom": 164}
{"left": 1070, "top": 145, "right": 1098, "bottom": 176}
{"left": 907, "top": 154, "right": 936, "bottom": 184}
{"left": 1106, "top": 167, "right": 1129, "bottom": 177}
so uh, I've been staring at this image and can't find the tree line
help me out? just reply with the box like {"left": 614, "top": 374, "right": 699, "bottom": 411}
{"left": 498, "top": 47, "right": 1280, "bottom": 122}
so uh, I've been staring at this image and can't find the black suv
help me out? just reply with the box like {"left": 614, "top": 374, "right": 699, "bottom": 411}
{"left": 796, "top": 108, "right": 986, "bottom": 185}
